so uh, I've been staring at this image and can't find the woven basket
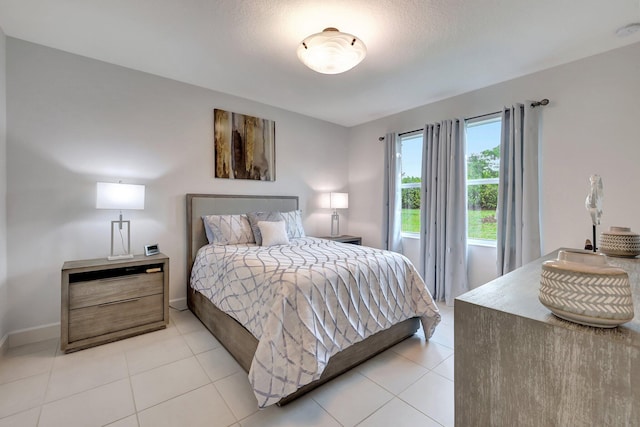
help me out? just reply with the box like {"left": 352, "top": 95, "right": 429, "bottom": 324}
{"left": 539, "top": 249, "right": 634, "bottom": 328}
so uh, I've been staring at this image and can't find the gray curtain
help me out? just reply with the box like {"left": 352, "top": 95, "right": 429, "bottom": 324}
{"left": 383, "top": 132, "right": 403, "bottom": 252}
{"left": 419, "top": 120, "right": 468, "bottom": 305}
{"left": 496, "top": 103, "right": 541, "bottom": 275}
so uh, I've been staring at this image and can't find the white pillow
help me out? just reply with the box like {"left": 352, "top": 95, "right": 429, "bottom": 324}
{"left": 257, "top": 220, "right": 290, "bottom": 246}
{"left": 246, "top": 211, "right": 283, "bottom": 245}
{"left": 202, "top": 214, "right": 255, "bottom": 245}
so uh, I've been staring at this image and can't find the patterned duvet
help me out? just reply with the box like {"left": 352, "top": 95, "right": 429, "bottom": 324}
{"left": 190, "top": 237, "right": 441, "bottom": 407}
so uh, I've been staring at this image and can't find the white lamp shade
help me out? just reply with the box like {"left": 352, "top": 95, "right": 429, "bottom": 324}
{"left": 297, "top": 28, "right": 366, "bottom": 75}
{"left": 96, "top": 182, "right": 145, "bottom": 210}
{"left": 330, "top": 192, "right": 349, "bottom": 209}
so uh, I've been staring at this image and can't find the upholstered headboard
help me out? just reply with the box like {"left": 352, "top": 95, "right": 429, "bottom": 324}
{"left": 186, "top": 193, "right": 299, "bottom": 280}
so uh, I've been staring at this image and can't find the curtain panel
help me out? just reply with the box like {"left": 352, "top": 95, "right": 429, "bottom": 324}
{"left": 419, "top": 120, "right": 469, "bottom": 305}
{"left": 383, "top": 132, "right": 403, "bottom": 252}
{"left": 496, "top": 103, "right": 542, "bottom": 275}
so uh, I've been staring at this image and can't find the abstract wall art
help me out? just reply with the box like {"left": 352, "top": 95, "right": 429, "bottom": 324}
{"left": 214, "top": 109, "right": 276, "bottom": 181}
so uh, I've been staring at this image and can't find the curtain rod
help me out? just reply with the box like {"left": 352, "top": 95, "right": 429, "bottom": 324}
{"left": 378, "top": 98, "right": 550, "bottom": 141}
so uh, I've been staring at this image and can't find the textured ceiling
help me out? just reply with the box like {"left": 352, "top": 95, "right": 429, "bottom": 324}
{"left": 1, "top": 0, "right": 639, "bottom": 127}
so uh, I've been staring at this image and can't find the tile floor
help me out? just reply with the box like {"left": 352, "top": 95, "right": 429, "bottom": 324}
{"left": 0, "top": 305, "right": 455, "bottom": 427}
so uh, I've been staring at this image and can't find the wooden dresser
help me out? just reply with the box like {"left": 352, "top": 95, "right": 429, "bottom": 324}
{"left": 455, "top": 249, "right": 639, "bottom": 426}
{"left": 61, "top": 253, "right": 169, "bottom": 352}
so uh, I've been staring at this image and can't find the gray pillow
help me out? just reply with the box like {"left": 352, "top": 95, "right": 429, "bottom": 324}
{"left": 246, "top": 211, "right": 283, "bottom": 245}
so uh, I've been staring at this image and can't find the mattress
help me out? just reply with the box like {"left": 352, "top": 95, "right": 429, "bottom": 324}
{"left": 190, "top": 237, "right": 441, "bottom": 407}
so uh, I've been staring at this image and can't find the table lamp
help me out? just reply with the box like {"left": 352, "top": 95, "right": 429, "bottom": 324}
{"left": 330, "top": 192, "right": 348, "bottom": 236}
{"left": 96, "top": 182, "right": 145, "bottom": 260}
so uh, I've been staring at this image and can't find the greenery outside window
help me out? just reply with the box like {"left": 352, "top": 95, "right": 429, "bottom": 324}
{"left": 400, "top": 132, "right": 423, "bottom": 235}
{"left": 466, "top": 115, "right": 501, "bottom": 245}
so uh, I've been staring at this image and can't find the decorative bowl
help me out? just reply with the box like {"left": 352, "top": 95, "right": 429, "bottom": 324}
{"left": 599, "top": 226, "right": 640, "bottom": 258}
{"left": 539, "top": 249, "right": 634, "bottom": 328}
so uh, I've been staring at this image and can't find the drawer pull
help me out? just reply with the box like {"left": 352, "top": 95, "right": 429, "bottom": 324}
{"left": 98, "top": 297, "right": 141, "bottom": 307}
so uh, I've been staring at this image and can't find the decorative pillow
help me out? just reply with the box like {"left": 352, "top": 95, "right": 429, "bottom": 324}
{"left": 246, "top": 211, "right": 283, "bottom": 245}
{"left": 202, "top": 214, "right": 255, "bottom": 245}
{"left": 258, "top": 220, "right": 290, "bottom": 246}
{"left": 280, "top": 210, "right": 306, "bottom": 239}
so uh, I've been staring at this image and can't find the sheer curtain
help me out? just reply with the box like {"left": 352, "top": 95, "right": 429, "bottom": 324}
{"left": 496, "top": 103, "right": 541, "bottom": 275}
{"left": 419, "top": 120, "right": 469, "bottom": 305}
{"left": 383, "top": 132, "right": 403, "bottom": 252}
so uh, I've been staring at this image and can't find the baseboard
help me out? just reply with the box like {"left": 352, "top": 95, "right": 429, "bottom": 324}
{"left": 169, "top": 297, "right": 188, "bottom": 311}
{"left": 8, "top": 322, "right": 60, "bottom": 348}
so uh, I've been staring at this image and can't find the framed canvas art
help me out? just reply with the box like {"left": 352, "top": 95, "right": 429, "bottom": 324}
{"left": 214, "top": 109, "right": 276, "bottom": 181}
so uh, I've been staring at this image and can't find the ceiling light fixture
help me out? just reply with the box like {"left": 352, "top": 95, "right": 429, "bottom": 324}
{"left": 297, "top": 27, "right": 367, "bottom": 75}
{"left": 615, "top": 23, "right": 640, "bottom": 37}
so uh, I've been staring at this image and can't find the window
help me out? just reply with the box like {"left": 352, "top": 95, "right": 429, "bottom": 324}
{"left": 466, "top": 115, "right": 502, "bottom": 244}
{"left": 399, "top": 132, "right": 423, "bottom": 235}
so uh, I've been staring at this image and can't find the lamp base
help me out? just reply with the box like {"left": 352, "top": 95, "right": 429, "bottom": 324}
{"left": 331, "top": 211, "right": 340, "bottom": 236}
{"left": 107, "top": 254, "right": 134, "bottom": 261}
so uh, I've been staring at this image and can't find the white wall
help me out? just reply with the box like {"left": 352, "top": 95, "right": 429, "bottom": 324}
{"left": 6, "top": 38, "right": 350, "bottom": 333}
{"left": 348, "top": 41, "right": 640, "bottom": 289}
{"left": 0, "top": 27, "right": 7, "bottom": 344}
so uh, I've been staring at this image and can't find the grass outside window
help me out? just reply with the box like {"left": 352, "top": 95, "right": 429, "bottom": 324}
{"left": 401, "top": 208, "right": 497, "bottom": 241}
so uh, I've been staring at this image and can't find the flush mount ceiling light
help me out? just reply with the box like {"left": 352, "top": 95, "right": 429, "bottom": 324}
{"left": 297, "top": 27, "right": 367, "bottom": 74}
{"left": 615, "top": 23, "right": 640, "bottom": 37}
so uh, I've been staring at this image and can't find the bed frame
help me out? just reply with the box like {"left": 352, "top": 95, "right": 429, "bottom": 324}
{"left": 186, "top": 193, "right": 419, "bottom": 405}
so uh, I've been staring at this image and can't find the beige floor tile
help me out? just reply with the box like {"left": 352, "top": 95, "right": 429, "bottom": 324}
{"left": 171, "top": 309, "right": 207, "bottom": 335}
{"left": 52, "top": 340, "right": 124, "bottom": 371}
{"left": 104, "top": 414, "right": 139, "bottom": 427}
{"left": 0, "top": 407, "right": 40, "bottom": 427}
{"left": 0, "top": 347, "right": 55, "bottom": 385}
{"left": 45, "top": 351, "right": 128, "bottom": 402}
{"left": 438, "top": 304, "right": 455, "bottom": 325}
{"left": 125, "top": 335, "right": 192, "bottom": 375}
{"left": 130, "top": 356, "right": 210, "bottom": 411}
{"left": 356, "top": 349, "right": 428, "bottom": 394}
{"left": 213, "top": 371, "right": 258, "bottom": 420}
{"left": 399, "top": 371, "right": 455, "bottom": 427}
{"left": 138, "top": 384, "right": 235, "bottom": 427}
{"left": 196, "top": 347, "right": 242, "bottom": 382}
{"left": 4, "top": 339, "right": 58, "bottom": 358}
{"left": 429, "top": 321, "right": 454, "bottom": 349}
{"left": 118, "top": 324, "right": 180, "bottom": 352}
{"left": 391, "top": 335, "right": 454, "bottom": 369}
{"left": 310, "top": 371, "right": 393, "bottom": 427}
{"left": 0, "top": 373, "right": 48, "bottom": 418}
{"left": 0, "top": 306, "right": 457, "bottom": 426}
{"left": 433, "top": 354, "right": 454, "bottom": 381}
{"left": 357, "top": 398, "right": 441, "bottom": 427}
{"left": 183, "top": 329, "right": 221, "bottom": 354}
{"left": 39, "top": 378, "right": 135, "bottom": 427}
{"left": 240, "top": 395, "right": 340, "bottom": 427}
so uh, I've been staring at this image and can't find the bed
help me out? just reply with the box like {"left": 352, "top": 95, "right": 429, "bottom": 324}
{"left": 186, "top": 193, "right": 441, "bottom": 407}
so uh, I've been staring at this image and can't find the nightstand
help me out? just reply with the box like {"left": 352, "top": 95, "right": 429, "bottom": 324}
{"left": 61, "top": 253, "right": 169, "bottom": 353}
{"left": 320, "top": 235, "right": 362, "bottom": 245}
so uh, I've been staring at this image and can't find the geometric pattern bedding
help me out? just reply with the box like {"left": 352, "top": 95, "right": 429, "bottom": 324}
{"left": 190, "top": 237, "right": 441, "bottom": 407}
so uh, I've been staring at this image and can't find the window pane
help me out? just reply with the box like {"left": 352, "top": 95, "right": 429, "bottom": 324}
{"left": 400, "top": 133, "right": 423, "bottom": 234}
{"left": 466, "top": 116, "right": 501, "bottom": 242}
{"left": 467, "top": 183, "right": 498, "bottom": 240}
{"left": 401, "top": 186, "right": 420, "bottom": 233}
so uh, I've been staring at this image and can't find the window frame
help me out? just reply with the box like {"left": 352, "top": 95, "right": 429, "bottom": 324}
{"left": 465, "top": 113, "right": 502, "bottom": 247}
{"left": 399, "top": 131, "right": 424, "bottom": 239}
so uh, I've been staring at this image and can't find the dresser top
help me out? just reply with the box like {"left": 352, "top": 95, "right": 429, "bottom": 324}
{"left": 456, "top": 248, "right": 640, "bottom": 346}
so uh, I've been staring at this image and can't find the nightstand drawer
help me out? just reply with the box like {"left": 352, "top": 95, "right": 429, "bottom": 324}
{"left": 69, "top": 293, "right": 164, "bottom": 342}
{"left": 69, "top": 272, "right": 163, "bottom": 310}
